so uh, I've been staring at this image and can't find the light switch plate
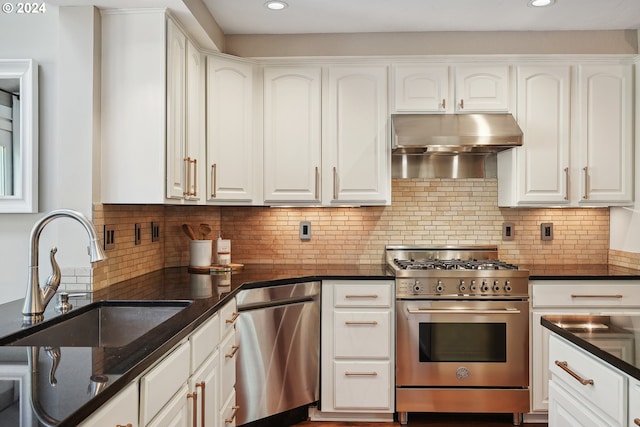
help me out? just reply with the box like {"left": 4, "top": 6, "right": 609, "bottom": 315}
{"left": 300, "top": 221, "right": 311, "bottom": 240}
{"left": 502, "top": 222, "right": 515, "bottom": 241}
{"left": 541, "top": 223, "right": 553, "bottom": 241}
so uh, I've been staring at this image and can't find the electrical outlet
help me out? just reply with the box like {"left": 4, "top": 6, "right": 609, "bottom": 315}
{"left": 104, "top": 225, "right": 116, "bottom": 250}
{"left": 134, "top": 223, "right": 142, "bottom": 246}
{"left": 151, "top": 222, "right": 160, "bottom": 242}
{"left": 540, "top": 223, "right": 553, "bottom": 241}
{"left": 300, "top": 221, "right": 311, "bottom": 240}
{"left": 502, "top": 222, "right": 515, "bottom": 241}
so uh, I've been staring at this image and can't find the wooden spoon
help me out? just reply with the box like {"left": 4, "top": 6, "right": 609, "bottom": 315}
{"left": 199, "top": 223, "right": 212, "bottom": 240}
{"left": 182, "top": 224, "right": 198, "bottom": 240}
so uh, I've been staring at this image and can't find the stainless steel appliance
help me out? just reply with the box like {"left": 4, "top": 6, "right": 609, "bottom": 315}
{"left": 235, "top": 282, "right": 320, "bottom": 426}
{"left": 387, "top": 246, "right": 530, "bottom": 426}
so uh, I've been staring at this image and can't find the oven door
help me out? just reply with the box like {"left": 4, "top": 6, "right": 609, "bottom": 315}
{"left": 396, "top": 299, "right": 529, "bottom": 387}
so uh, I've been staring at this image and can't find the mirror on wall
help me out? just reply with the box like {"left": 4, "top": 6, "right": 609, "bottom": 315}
{"left": 0, "top": 59, "right": 37, "bottom": 213}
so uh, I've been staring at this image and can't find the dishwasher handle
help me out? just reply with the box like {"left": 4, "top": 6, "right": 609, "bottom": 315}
{"left": 237, "top": 295, "right": 317, "bottom": 312}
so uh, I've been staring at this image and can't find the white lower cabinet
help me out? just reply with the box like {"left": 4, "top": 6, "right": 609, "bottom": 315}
{"left": 317, "top": 280, "right": 394, "bottom": 421}
{"left": 147, "top": 383, "right": 191, "bottom": 427}
{"left": 78, "top": 381, "right": 139, "bottom": 427}
{"left": 629, "top": 378, "right": 640, "bottom": 427}
{"left": 548, "top": 334, "right": 627, "bottom": 427}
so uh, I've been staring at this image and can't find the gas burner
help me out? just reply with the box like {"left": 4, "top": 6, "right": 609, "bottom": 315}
{"left": 393, "top": 258, "right": 518, "bottom": 271}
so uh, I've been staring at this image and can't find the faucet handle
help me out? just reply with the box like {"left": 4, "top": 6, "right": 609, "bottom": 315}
{"left": 55, "top": 292, "right": 73, "bottom": 314}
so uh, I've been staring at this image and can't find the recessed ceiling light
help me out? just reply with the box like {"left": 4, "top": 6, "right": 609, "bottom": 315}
{"left": 528, "top": 0, "right": 556, "bottom": 7}
{"left": 265, "top": 1, "right": 288, "bottom": 10}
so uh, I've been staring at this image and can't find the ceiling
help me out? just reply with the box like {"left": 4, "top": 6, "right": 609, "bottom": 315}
{"left": 202, "top": 0, "right": 640, "bottom": 35}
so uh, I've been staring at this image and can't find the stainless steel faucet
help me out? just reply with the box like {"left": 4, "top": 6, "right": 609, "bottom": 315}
{"left": 22, "top": 209, "right": 107, "bottom": 324}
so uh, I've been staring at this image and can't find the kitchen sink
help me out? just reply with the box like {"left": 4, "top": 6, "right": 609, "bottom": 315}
{"left": 0, "top": 300, "right": 192, "bottom": 348}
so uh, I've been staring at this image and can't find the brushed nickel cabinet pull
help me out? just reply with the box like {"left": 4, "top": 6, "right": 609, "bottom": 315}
{"left": 210, "top": 163, "right": 217, "bottom": 198}
{"left": 333, "top": 166, "right": 338, "bottom": 200}
{"left": 634, "top": 418, "right": 640, "bottom": 426}
{"left": 226, "top": 312, "right": 240, "bottom": 324}
{"left": 345, "top": 294, "right": 379, "bottom": 299}
{"left": 554, "top": 360, "right": 594, "bottom": 385}
{"left": 345, "top": 371, "right": 378, "bottom": 376}
{"left": 225, "top": 406, "right": 240, "bottom": 424}
{"left": 314, "top": 166, "right": 320, "bottom": 200}
{"left": 196, "top": 381, "right": 205, "bottom": 427}
{"left": 583, "top": 166, "right": 589, "bottom": 199}
{"left": 345, "top": 321, "right": 378, "bottom": 325}
{"left": 571, "top": 294, "right": 623, "bottom": 299}
{"left": 184, "top": 157, "right": 191, "bottom": 196}
{"left": 564, "top": 167, "right": 569, "bottom": 200}
{"left": 442, "top": 98, "right": 446, "bottom": 109}
{"left": 187, "top": 392, "right": 198, "bottom": 427}
{"left": 460, "top": 99, "right": 464, "bottom": 109}
{"left": 225, "top": 345, "right": 240, "bottom": 359}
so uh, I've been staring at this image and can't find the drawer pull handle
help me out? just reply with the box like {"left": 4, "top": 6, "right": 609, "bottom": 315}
{"left": 345, "top": 371, "right": 378, "bottom": 376}
{"left": 225, "top": 405, "right": 240, "bottom": 424}
{"left": 634, "top": 418, "right": 640, "bottom": 426}
{"left": 226, "top": 312, "right": 240, "bottom": 324}
{"left": 554, "top": 360, "right": 594, "bottom": 385}
{"left": 116, "top": 425, "right": 133, "bottom": 427}
{"left": 571, "top": 294, "right": 623, "bottom": 299}
{"left": 345, "top": 321, "right": 378, "bottom": 325}
{"left": 225, "top": 345, "right": 240, "bottom": 359}
{"left": 345, "top": 294, "right": 379, "bottom": 299}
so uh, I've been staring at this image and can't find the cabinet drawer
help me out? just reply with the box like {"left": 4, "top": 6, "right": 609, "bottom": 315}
{"left": 630, "top": 378, "right": 640, "bottom": 427}
{"left": 333, "top": 311, "right": 391, "bottom": 358}
{"left": 220, "top": 328, "right": 237, "bottom": 407}
{"left": 333, "top": 283, "right": 392, "bottom": 308}
{"left": 549, "top": 334, "right": 626, "bottom": 425}
{"left": 548, "top": 380, "right": 610, "bottom": 427}
{"left": 220, "top": 299, "right": 239, "bottom": 338}
{"left": 190, "top": 313, "right": 220, "bottom": 373}
{"left": 532, "top": 283, "right": 640, "bottom": 308}
{"left": 140, "top": 341, "right": 190, "bottom": 426}
{"left": 221, "top": 388, "right": 238, "bottom": 427}
{"left": 333, "top": 361, "right": 392, "bottom": 411}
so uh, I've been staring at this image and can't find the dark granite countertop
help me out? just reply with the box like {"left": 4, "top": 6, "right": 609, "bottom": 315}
{"left": 541, "top": 314, "right": 640, "bottom": 381}
{"left": 525, "top": 264, "right": 640, "bottom": 280}
{"left": 0, "top": 264, "right": 390, "bottom": 427}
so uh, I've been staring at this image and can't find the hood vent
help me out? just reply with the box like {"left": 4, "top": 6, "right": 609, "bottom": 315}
{"left": 391, "top": 113, "right": 523, "bottom": 155}
{"left": 391, "top": 113, "right": 523, "bottom": 179}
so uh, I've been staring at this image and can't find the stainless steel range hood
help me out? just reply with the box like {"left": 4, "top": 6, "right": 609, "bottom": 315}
{"left": 391, "top": 113, "right": 523, "bottom": 179}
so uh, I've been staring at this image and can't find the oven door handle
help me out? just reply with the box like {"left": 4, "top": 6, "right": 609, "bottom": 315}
{"left": 407, "top": 307, "right": 521, "bottom": 315}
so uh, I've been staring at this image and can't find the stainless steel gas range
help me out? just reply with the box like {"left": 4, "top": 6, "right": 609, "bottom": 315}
{"left": 386, "top": 246, "right": 530, "bottom": 426}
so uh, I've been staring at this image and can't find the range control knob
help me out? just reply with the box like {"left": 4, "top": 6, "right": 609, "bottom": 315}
{"left": 435, "top": 280, "right": 444, "bottom": 293}
{"left": 413, "top": 280, "right": 422, "bottom": 293}
{"left": 469, "top": 280, "right": 477, "bottom": 292}
{"left": 492, "top": 280, "right": 502, "bottom": 292}
{"left": 504, "top": 281, "right": 512, "bottom": 293}
{"left": 458, "top": 280, "right": 467, "bottom": 293}
{"left": 481, "top": 280, "right": 490, "bottom": 293}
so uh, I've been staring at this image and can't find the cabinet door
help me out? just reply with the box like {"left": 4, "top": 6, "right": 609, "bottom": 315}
{"left": 512, "top": 65, "right": 571, "bottom": 205}
{"left": 166, "top": 18, "right": 187, "bottom": 200}
{"left": 190, "top": 351, "right": 219, "bottom": 427}
{"left": 147, "top": 383, "right": 191, "bottom": 427}
{"left": 630, "top": 378, "right": 640, "bottom": 427}
{"left": 577, "top": 64, "right": 633, "bottom": 204}
{"left": 184, "top": 38, "right": 205, "bottom": 202}
{"left": 548, "top": 380, "right": 609, "bottom": 427}
{"left": 392, "top": 64, "right": 450, "bottom": 112}
{"left": 263, "top": 66, "right": 322, "bottom": 203}
{"left": 219, "top": 329, "right": 237, "bottom": 409}
{"left": 324, "top": 65, "right": 390, "bottom": 205}
{"left": 454, "top": 65, "right": 511, "bottom": 112}
{"left": 206, "top": 56, "right": 257, "bottom": 203}
{"left": 531, "top": 311, "right": 552, "bottom": 413}
{"left": 78, "top": 381, "right": 139, "bottom": 427}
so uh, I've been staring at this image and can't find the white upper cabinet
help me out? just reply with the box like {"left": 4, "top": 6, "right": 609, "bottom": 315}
{"left": 576, "top": 63, "right": 633, "bottom": 205}
{"left": 206, "top": 55, "right": 259, "bottom": 204}
{"left": 101, "top": 11, "right": 205, "bottom": 204}
{"left": 392, "top": 63, "right": 511, "bottom": 113}
{"left": 324, "top": 65, "right": 390, "bottom": 205}
{"left": 498, "top": 65, "right": 571, "bottom": 206}
{"left": 498, "top": 62, "right": 633, "bottom": 207}
{"left": 263, "top": 66, "right": 322, "bottom": 204}
{"left": 393, "top": 64, "right": 450, "bottom": 112}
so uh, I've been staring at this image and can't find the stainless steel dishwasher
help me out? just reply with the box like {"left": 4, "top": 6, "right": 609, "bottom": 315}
{"left": 235, "top": 281, "right": 320, "bottom": 426}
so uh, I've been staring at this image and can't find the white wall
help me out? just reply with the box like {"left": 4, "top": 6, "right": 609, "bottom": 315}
{"left": 0, "top": 6, "right": 100, "bottom": 305}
